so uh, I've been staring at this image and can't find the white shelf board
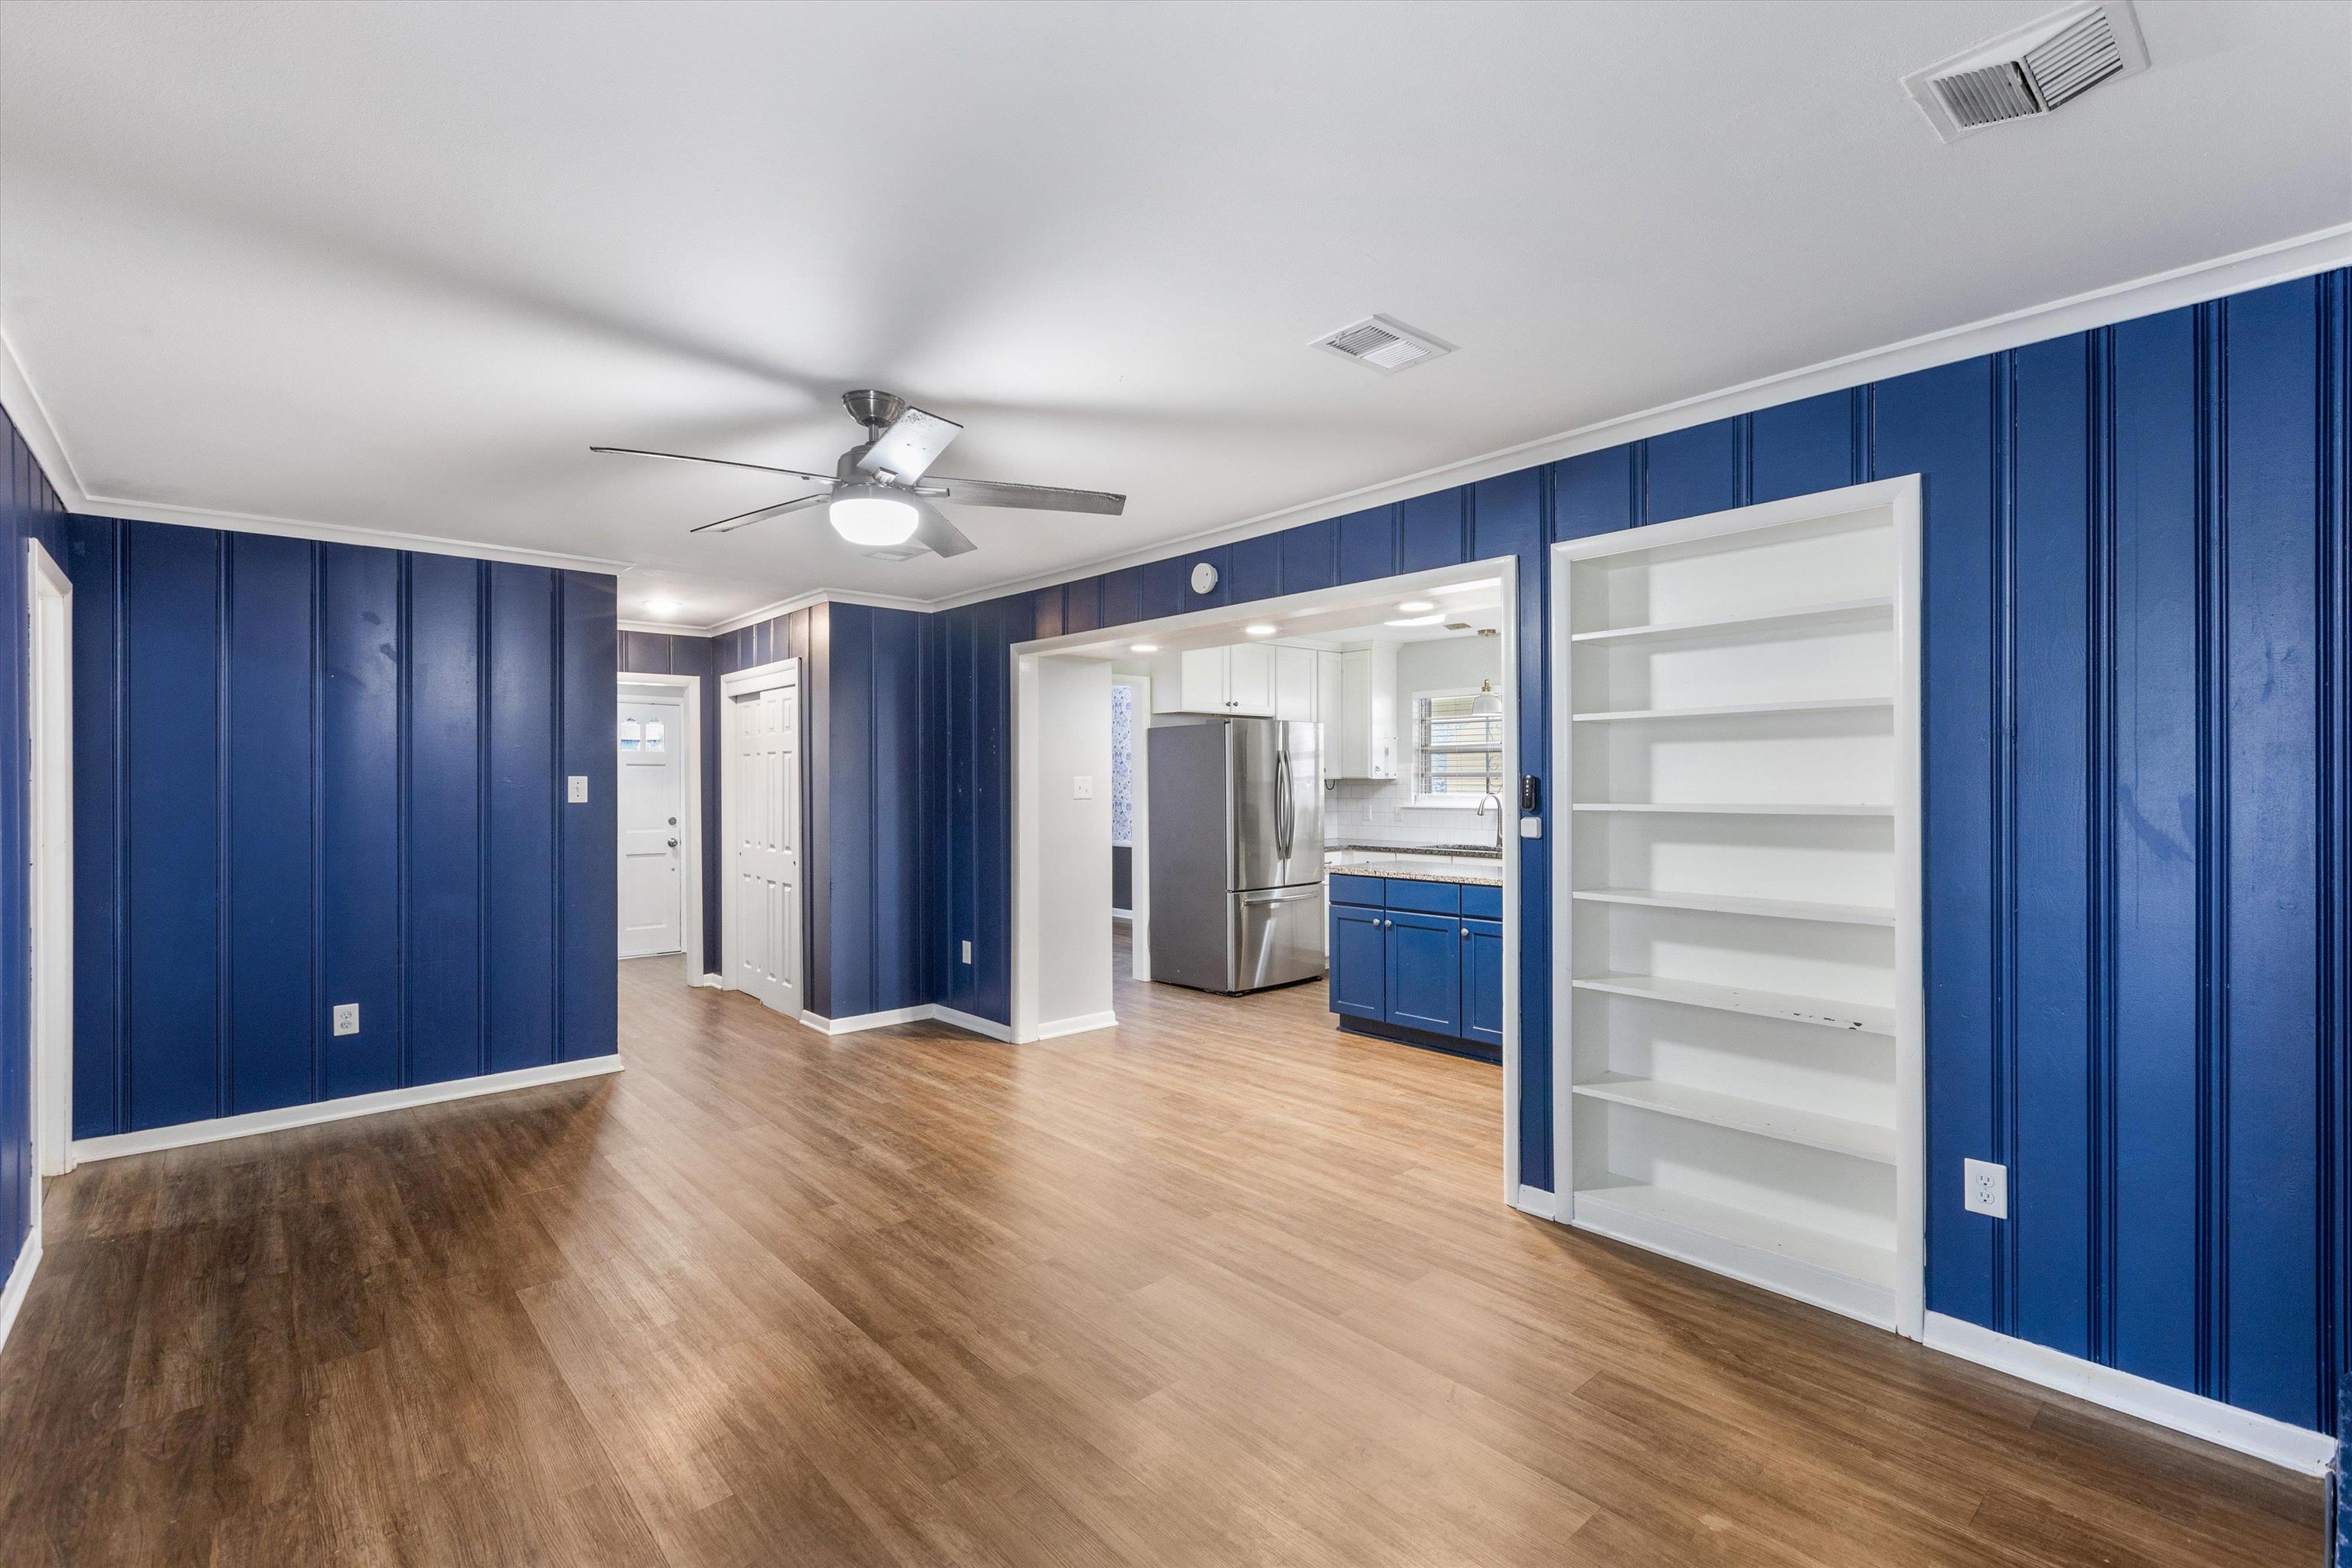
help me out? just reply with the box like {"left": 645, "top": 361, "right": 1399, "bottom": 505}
{"left": 1573, "top": 1073, "right": 1896, "bottom": 1163}
{"left": 1570, "top": 802, "right": 1894, "bottom": 817}
{"left": 1573, "top": 1183, "right": 1898, "bottom": 1297}
{"left": 1571, "top": 972, "right": 1896, "bottom": 1034}
{"left": 1571, "top": 695, "right": 1892, "bottom": 723}
{"left": 1570, "top": 887, "right": 1895, "bottom": 927}
{"left": 1569, "top": 596, "right": 1895, "bottom": 645}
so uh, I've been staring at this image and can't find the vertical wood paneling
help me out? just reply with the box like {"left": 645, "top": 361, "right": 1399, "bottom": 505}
{"left": 1279, "top": 518, "right": 1338, "bottom": 596}
{"left": 871, "top": 609, "right": 926, "bottom": 1012}
{"left": 826, "top": 606, "right": 874, "bottom": 1019}
{"left": 1338, "top": 505, "right": 1399, "bottom": 583}
{"left": 64, "top": 522, "right": 119, "bottom": 1136}
{"left": 1064, "top": 576, "right": 1102, "bottom": 635}
{"left": 407, "top": 554, "right": 483, "bottom": 1086}
{"left": 1230, "top": 533, "right": 1282, "bottom": 603}
{"left": 123, "top": 522, "right": 223, "bottom": 1130}
{"left": 1874, "top": 355, "right": 2002, "bottom": 1329}
{"left": 2109, "top": 305, "right": 2205, "bottom": 1392}
{"left": 485, "top": 564, "right": 557, "bottom": 1073}
{"left": 560, "top": 572, "right": 618, "bottom": 1060}
{"left": 1552, "top": 448, "right": 1638, "bottom": 540}
{"left": 2011, "top": 332, "right": 2097, "bottom": 1358}
{"left": 224, "top": 535, "right": 318, "bottom": 1112}
{"left": 319, "top": 544, "right": 401, "bottom": 1099}
{"left": 1100, "top": 567, "right": 1142, "bottom": 629}
{"left": 1399, "top": 490, "right": 1467, "bottom": 573}
{"left": 1030, "top": 585, "right": 1064, "bottom": 642}
{"left": 1751, "top": 390, "right": 1861, "bottom": 503}
{"left": 2218, "top": 278, "right": 2324, "bottom": 1429}
{"left": 1643, "top": 416, "right": 1747, "bottom": 522}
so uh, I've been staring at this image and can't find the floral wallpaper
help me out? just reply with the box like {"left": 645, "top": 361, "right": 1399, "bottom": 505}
{"left": 1110, "top": 681, "right": 1135, "bottom": 846}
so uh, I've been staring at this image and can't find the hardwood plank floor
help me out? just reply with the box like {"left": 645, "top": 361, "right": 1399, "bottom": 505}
{"left": 0, "top": 934, "right": 2322, "bottom": 1565}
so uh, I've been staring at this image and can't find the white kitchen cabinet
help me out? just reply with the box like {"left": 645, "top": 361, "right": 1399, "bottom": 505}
{"left": 1152, "top": 644, "right": 1276, "bottom": 716}
{"left": 1332, "top": 644, "right": 1399, "bottom": 779}
{"left": 1273, "top": 646, "right": 1317, "bottom": 721}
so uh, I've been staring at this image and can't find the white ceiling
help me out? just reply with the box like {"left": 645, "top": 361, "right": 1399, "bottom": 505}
{"left": 2, "top": 2, "right": 2347, "bottom": 626}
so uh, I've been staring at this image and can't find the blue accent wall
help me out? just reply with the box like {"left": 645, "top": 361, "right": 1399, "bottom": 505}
{"left": 858, "top": 270, "right": 2352, "bottom": 1438}
{"left": 0, "top": 406, "right": 67, "bottom": 1294}
{"left": 710, "top": 602, "right": 930, "bottom": 1021}
{"left": 63, "top": 517, "right": 618, "bottom": 1139}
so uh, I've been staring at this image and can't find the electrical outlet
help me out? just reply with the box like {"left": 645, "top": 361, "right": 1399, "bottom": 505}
{"left": 1072, "top": 776, "right": 1093, "bottom": 799}
{"left": 960, "top": 939, "right": 973, "bottom": 965}
{"left": 1964, "top": 1158, "right": 2007, "bottom": 1218}
{"left": 567, "top": 776, "right": 590, "bottom": 803}
{"left": 332, "top": 1003, "right": 361, "bottom": 1037}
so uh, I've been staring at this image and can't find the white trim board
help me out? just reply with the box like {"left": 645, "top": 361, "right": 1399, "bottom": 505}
{"left": 799, "top": 1005, "right": 934, "bottom": 1035}
{"left": 1510, "top": 1185, "right": 1559, "bottom": 1220}
{"left": 1035, "top": 1011, "right": 1118, "bottom": 1040}
{"left": 0, "top": 1230, "right": 42, "bottom": 1367}
{"left": 930, "top": 1004, "right": 1017, "bottom": 1043}
{"left": 70, "top": 1057, "right": 625, "bottom": 1164}
{"left": 1922, "top": 1313, "right": 2336, "bottom": 1476}
{"left": 618, "top": 670, "right": 706, "bottom": 985}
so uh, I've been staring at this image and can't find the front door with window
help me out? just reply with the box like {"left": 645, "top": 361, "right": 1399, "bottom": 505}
{"left": 618, "top": 691, "right": 686, "bottom": 958}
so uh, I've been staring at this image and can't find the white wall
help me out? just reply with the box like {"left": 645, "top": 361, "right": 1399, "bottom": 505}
{"left": 1035, "top": 658, "right": 1115, "bottom": 1027}
{"left": 1325, "top": 632, "right": 1501, "bottom": 848}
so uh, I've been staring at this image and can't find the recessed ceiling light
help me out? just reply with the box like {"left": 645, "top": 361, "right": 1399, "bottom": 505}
{"left": 1435, "top": 579, "right": 1500, "bottom": 594}
{"left": 1244, "top": 624, "right": 1278, "bottom": 637}
{"left": 1130, "top": 643, "right": 1159, "bottom": 653}
{"left": 1396, "top": 599, "right": 1435, "bottom": 613}
{"left": 645, "top": 599, "right": 680, "bottom": 616}
{"left": 1386, "top": 614, "right": 1446, "bottom": 628}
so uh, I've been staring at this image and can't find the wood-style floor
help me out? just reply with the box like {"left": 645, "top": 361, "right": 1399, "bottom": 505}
{"left": 0, "top": 934, "right": 2322, "bottom": 1566}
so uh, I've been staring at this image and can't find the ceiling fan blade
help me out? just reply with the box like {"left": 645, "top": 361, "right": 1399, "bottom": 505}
{"left": 854, "top": 405, "right": 962, "bottom": 484}
{"left": 927, "top": 476, "right": 1126, "bottom": 515}
{"left": 690, "top": 492, "right": 829, "bottom": 534}
{"left": 593, "top": 446, "right": 835, "bottom": 485}
{"left": 909, "top": 498, "right": 978, "bottom": 558}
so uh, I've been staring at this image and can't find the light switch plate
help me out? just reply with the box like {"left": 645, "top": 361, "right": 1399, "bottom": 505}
{"left": 1073, "top": 776, "right": 1093, "bottom": 799}
{"left": 567, "top": 776, "right": 589, "bottom": 803}
{"left": 1964, "top": 1158, "right": 2008, "bottom": 1218}
{"left": 332, "top": 1003, "right": 361, "bottom": 1037}
{"left": 960, "top": 939, "right": 973, "bottom": 965}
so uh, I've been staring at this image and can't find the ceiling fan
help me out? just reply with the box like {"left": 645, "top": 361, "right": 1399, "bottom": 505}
{"left": 593, "top": 390, "right": 1126, "bottom": 559}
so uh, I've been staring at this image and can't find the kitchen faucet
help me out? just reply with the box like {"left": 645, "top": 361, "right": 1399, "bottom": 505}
{"left": 1475, "top": 792, "right": 1504, "bottom": 854}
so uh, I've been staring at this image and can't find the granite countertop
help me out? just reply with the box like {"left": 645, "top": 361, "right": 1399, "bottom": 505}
{"left": 1331, "top": 858, "right": 1504, "bottom": 887}
{"left": 1331, "top": 841, "right": 1503, "bottom": 861}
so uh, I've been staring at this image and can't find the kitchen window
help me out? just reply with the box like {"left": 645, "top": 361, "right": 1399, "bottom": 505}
{"left": 1413, "top": 688, "right": 1504, "bottom": 805}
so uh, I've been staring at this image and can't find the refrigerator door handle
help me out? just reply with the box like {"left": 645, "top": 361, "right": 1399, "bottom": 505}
{"left": 1274, "top": 746, "right": 1292, "bottom": 861}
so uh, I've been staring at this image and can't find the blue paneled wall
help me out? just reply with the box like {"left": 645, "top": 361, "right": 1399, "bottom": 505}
{"left": 887, "top": 270, "right": 2352, "bottom": 1437}
{"left": 64, "top": 518, "right": 619, "bottom": 1138}
{"left": 0, "top": 408, "right": 67, "bottom": 1294}
{"left": 709, "top": 601, "right": 931, "bottom": 1021}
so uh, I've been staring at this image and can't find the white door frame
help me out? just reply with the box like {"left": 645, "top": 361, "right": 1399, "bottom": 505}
{"left": 27, "top": 539, "right": 72, "bottom": 1182}
{"left": 1008, "top": 558, "right": 1524, "bottom": 1207}
{"left": 1109, "top": 671, "right": 1152, "bottom": 984}
{"left": 616, "top": 671, "right": 704, "bottom": 982}
{"left": 717, "top": 656, "right": 804, "bottom": 998}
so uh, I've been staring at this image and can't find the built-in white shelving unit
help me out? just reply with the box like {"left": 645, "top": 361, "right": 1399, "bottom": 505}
{"left": 1550, "top": 480, "right": 1922, "bottom": 1336}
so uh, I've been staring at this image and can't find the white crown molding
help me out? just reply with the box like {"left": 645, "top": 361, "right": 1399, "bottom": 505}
{"left": 11, "top": 225, "right": 2349, "bottom": 618}
{"left": 619, "top": 619, "right": 695, "bottom": 636}
{"left": 927, "top": 220, "right": 2352, "bottom": 612}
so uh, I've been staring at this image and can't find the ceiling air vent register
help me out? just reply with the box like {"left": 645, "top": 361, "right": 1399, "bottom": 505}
{"left": 1901, "top": 2, "right": 2148, "bottom": 144}
{"left": 1313, "top": 315, "right": 1455, "bottom": 375}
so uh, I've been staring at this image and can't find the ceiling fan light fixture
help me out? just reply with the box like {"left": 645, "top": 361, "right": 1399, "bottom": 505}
{"left": 829, "top": 486, "right": 920, "bottom": 547}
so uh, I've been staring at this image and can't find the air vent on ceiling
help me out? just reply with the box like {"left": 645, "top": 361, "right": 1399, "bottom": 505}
{"left": 1901, "top": 2, "right": 2148, "bottom": 143}
{"left": 1313, "top": 314, "right": 1455, "bottom": 374}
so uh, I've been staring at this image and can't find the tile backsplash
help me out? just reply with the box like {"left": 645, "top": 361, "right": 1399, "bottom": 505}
{"left": 1322, "top": 778, "right": 1491, "bottom": 848}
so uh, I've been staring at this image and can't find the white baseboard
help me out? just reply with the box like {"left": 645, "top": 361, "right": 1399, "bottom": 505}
{"left": 929, "top": 1004, "right": 1016, "bottom": 1042}
{"left": 70, "top": 1056, "right": 626, "bottom": 1164}
{"left": 799, "top": 1004, "right": 933, "bottom": 1035}
{"left": 1510, "top": 1184, "right": 1558, "bottom": 1219}
{"left": 1921, "top": 1313, "right": 2334, "bottom": 1475}
{"left": 1570, "top": 1191, "right": 1897, "bottom": 1334}
{"left": 1035, "top": 1011, "right": 1118, "bottom": 1040}
{"left": 1110, "top": 909, "right": 1132, "bottom": 922}
{"left": 692, "top": 972, "right": 725, "bottom": 988}
{"left": 0, "top": 1227, "right": 41, "bottom": 1364}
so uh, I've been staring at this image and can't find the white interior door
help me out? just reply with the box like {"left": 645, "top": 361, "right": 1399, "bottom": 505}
{"left": 731, "top": 678, "right": 802, "bottom": 1015}
{"left": 617, "top": 691, "right": 685, "bottom": 958}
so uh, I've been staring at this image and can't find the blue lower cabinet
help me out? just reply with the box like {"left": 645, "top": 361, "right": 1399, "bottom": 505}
{"left": 1328, "top": 874, "right": 1502, "bottom": 1055}
{"left": 1462, "top": 918, "right": 1505, "bottom": 1047}
{"left": 1328, "top": 903, "right": 1388, "bottom": 1020}
{"left": 1383, "top": 910, "right": 1462, "bottom": 1035}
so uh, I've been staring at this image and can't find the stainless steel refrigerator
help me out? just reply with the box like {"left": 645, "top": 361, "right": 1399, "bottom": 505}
{"left": 1147, "top": 718, "right": 1325, "bottom": 994}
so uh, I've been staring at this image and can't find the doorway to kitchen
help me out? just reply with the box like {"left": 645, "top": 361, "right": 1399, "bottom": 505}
{"left": 1008, "top": 558, "right": 1529, "bottom": 1202}
{"left": 613, "top": 669, "right": 705, "bottom": 990}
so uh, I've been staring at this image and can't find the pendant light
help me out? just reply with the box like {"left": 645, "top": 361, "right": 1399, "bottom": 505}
{"left": 1469, "top": 678, "right": 1503, "bottom": 718}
